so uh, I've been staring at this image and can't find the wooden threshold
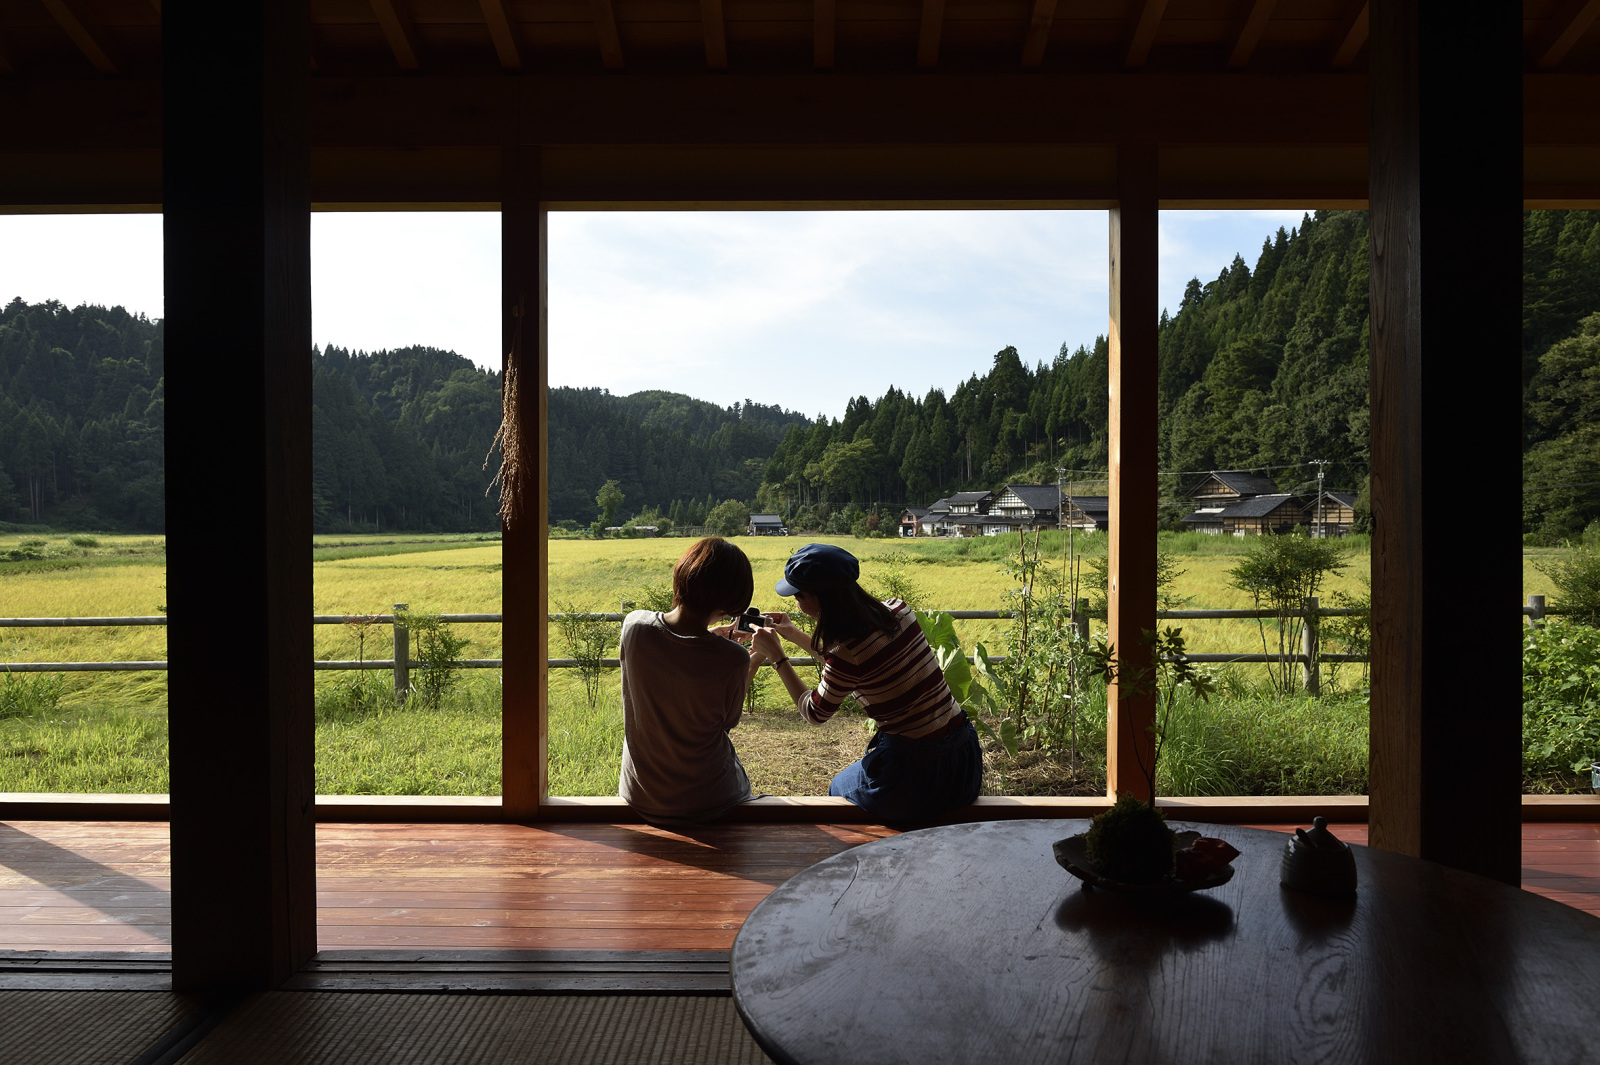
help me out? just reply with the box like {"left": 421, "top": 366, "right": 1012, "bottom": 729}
{"left": 5, "top": 792, "right": 1598, "bottom": 823}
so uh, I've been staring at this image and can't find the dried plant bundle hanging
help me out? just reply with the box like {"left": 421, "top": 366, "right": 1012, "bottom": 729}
{"left": 484, "top": 298, "right": 525, "bottom": 528}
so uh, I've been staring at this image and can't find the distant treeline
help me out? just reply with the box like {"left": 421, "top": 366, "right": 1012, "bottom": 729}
{"left": 2, "top": 208, "right": 1597, "bottom": 537}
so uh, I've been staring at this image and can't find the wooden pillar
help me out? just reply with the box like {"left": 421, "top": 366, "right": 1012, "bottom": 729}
{"left": 1106, "top": 144, "right": 1159, "bottom": 803}
{"left": 501, "top": 138, "right": 549, "bottom": 818}
{"left": 164, "top": 0, "right": 316, "bottom": 988}
{"left": 1367, "top": 0, "right": 1521, "bottom": 883}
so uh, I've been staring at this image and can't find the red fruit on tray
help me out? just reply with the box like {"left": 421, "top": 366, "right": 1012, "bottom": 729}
{"left": 1174, "top": 837, "right": 1241, "bottom": 880}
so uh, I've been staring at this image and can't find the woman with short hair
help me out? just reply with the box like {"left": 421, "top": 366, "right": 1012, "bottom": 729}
{"left": 618, "top": 536, "right": 763, "bottom": 826}
{"left": 749, "top": 543, "right": 982, "bottom": 825}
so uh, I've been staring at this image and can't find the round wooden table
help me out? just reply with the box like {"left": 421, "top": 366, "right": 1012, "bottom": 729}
{"left": 731, "top": 820, "right": 1600, "bottom": 1065}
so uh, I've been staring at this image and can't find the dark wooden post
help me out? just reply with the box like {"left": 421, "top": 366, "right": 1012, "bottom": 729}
{"left": 501, "top": 137, "right": 549, "bottom": 819}
{"left": 392, "top": 603, "right": 410, "bottom": 700}
{"left": 1301, "top": 596, "right": 1320, "bottom": 696}
{"left": 1106, "top": 144, "right": 1159, "bottom": 803}
{"left": 164, "top": 0, "right": 317, "bottom": 988}
{"left": 1367, "top": 0, "right": 1522, "bottom": 883}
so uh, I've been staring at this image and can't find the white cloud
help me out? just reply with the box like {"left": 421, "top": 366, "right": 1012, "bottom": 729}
{"left": 0, "top": 214, "right": 164, "bottom": 318}
{"left": 2, "top": 209, "right": 1320, "bottom": 421}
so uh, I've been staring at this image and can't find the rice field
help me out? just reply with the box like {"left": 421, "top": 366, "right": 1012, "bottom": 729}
{"left": 0, "top": 526, "right": 1558, "bottom": 796}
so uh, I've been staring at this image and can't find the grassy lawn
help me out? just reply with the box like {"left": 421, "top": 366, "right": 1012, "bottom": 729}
{"left": 0, "top": 527, "right": 1569, "bottom": 797}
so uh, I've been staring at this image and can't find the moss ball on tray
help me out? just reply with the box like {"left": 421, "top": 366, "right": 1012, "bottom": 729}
{"left": 1085, "top": 794, "right": 1178, "bottom": 884}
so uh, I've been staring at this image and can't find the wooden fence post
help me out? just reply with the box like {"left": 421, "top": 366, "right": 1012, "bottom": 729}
{"left": 1526, "top": 594, "right": 1545, "bottom": 630}
{"left": 1301, "top": 595, "right": 1320, "bottom": 695}
{"left": 393, "top": 603, "right": 409, "bottom": 700}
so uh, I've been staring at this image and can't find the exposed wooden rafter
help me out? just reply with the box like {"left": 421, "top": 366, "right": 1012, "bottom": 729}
{"left": 1535, "top": 0, "right": 1600, "bottom": 70}
{"left": 40, "top": 0, "right": 117, "bottom": 74}
{"left": 701, "top": 0, "right": 728, "bottom": 69}
{"left": 1227, "top": 0, "right": 1278, "bottom": 69}
{"left": 917, "top": 0, "right": 945, "bottom": 69}
{"left": 1124, "top": 0, "right": 1168, "bottom": 69}
{"left": 591, "top": 0, "right": 624, "bottom": 70}
{"left": 478, "top": 0, "right": 522, "bottom": 70}
{"left": 1020, "top": 0, "right": 1058, "bottom": 69}
{"left": 1328, "top": 1, "right": 1368, "bottom": 70}
{"left": 814, "top": 0, "right": 836, "bottom": 69}
{"left": 369, "top": 0, "right": 421, "bottom": 71}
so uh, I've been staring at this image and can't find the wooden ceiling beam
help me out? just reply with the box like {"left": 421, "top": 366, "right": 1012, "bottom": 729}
{"left": 1020, "top": 0, "right": 1058, "bottom": 69}
{"left": 702, "top": 0, "right": 728, "bottom": 69}
{"left": 1227, "top": 0, "right": 1278, "bottom": 69}
{"left": 592, "top": 0, "right": 625, "bottom": 70}
{"left": 917, "top": 0, "right": 945, "bottom": 69}
{"left": 1535, "top": 0, "right": 1600, "bottom": 70}
{"left": 369, "top": 0, "right": 421, "bottom": 71}
{"left": 1125, "top": 0, "right": 1169, "bottom": 69}
{"left": 1328, "top": 1, "right": 1368, "bottom": 70}
{"left": 40, "top": 0, "right": 117, "bottom": 74}
{"left": 815, "top": 0, "right": 836, "bottom": 69}
{"left": 479, "top": 0, "right": 522, "bottom": 70}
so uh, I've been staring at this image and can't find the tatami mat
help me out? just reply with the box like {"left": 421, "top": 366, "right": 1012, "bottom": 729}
{"left": 0, "top": 990, "right": 197, "bottom": 1065}
{"left": 179, "top": 992, "right": 774, "bottom": 1065}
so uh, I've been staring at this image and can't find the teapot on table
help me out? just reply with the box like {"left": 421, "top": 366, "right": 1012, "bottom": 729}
{"left": 1280, "top": 816, "right": 1358, "bottom": 898}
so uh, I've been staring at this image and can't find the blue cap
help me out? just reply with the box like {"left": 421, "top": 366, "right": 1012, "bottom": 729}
{"left": 775, "top": 543, "right": 859, "bottom": 597}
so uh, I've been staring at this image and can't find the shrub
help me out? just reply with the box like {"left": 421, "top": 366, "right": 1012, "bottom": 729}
{"left": 1536, "top": 542, "right": 1600, "bottom": 626}
{"left": 68, "top": 535, "right": 100, "bottom": 548}
{"left": 1227, "top": 532, "right": 1349, "bottom": 695}
{"left": 396, "top": 609, "right": 471, "bottom": 708}
{"left": 1523, "top": 619, "right": 1600, "bottom": 791}
{"left": 553, "top": 601, "right": 613, "bottom": 710}
{"left": 0, "top": 673, "right": 67, "bottom": 718}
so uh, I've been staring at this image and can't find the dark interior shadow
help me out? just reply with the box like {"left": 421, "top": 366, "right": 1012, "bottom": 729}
{"left": 0, "top": 821, "right": 171, "bottom": 947}
{"left": 1278, "top": 884, "right": 1358, "bottom": 940}
{"left": 1053, "top": 884, "right": 1235, "bottom": 962}
{"left": 537, "top": 821, "right": 887, "bottom": 887}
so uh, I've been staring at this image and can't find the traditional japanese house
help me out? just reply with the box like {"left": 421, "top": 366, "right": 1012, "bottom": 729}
{"left": 748, "top": 514, "right": 786, "bottom": 535}
{"left": 1062, "top": 495, "right": 1111, "bottom": 533}
{"left": 987, "top": 485, "right": 1063, "bottom": 532}
{"left": 1182, "top": 470, "right": 1283, "bottom": 534}
{"left": 1217, "top": 493, "right": 1308, "bottom": 536}
{"left": 1190, "top": 471, "right": 1282, "bottom": 505}
{"left": 1304, "top": 491, "right": 1359, "bottom": 538}
{"left": 921, "top": 498, "right": 954, "bottom": 536}
{"left": 898, "top": 507, "right": 929, "bottom": 536}
{"left": 0, "top": 0, "right": 1565, "bottom": 1032}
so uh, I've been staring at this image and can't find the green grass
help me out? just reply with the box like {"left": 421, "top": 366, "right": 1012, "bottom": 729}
{"left": 1, "top": 527, "right": 1556, "bottom": 801}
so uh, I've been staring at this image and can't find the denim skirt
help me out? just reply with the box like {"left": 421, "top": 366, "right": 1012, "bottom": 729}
{"left": 829, "top": 718, "right": 983, "bottom": 826}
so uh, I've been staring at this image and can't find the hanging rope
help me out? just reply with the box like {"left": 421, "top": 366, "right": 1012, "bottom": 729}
{"left": 484, "top": 296, "right": 525, "bottom": 528}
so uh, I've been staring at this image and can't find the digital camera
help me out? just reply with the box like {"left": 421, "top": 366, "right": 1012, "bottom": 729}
{"left": 735, "top": 606, "right": 766, "bottom": 633}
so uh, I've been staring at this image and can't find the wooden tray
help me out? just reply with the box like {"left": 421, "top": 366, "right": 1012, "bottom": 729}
{"left": 1053, "top": 831, "right": 1236, "bottom": 894}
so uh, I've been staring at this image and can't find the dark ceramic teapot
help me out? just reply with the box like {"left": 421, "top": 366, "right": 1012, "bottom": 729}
{"left": 1280, "top": 815, "right": 1358, "bottom": 898}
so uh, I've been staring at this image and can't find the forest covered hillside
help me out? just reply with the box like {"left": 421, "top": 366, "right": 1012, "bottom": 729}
{"left": 1, "top": 209, "right": 1597, "bottom": 537}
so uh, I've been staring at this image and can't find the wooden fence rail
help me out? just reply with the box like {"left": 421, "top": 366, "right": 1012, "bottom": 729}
{"left": 0, "top": 595, "right": 1565, "bottom": 700}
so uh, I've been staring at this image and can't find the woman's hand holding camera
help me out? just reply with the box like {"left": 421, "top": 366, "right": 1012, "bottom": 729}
{"left": 749, "top": 625, "right": 786, "bottom": 664}
{"left": 757, "top": 611, "right": 813, "bottom": 654}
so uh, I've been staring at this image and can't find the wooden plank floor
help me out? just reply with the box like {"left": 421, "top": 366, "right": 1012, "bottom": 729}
{"left": 0, "top": 819, "right": 1595, "bottom": 953}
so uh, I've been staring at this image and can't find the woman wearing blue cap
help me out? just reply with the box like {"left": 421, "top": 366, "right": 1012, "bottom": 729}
{"left": 749, "top": 543, "right": 982, "bottom": 824}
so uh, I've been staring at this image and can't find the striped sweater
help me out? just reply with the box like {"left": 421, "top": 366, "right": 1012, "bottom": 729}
{"left": 799, "top": 599, "right": 965, "bottom": 738}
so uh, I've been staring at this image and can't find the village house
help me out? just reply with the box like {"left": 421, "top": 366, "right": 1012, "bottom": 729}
{"left": 1062, "top": 495, "right": 1111, "bottom": 533}
{"left": 1181, "top": 470, "right": 1301, "bottom": 536}
{"left": 747, "top": 514, "right": 786, "bottom": 536}
{"left": 898, "top": 507, "right": 930, "bottom": 537}
{"left": 984, "top": 484, "right": 1063, "bottom": 533}
{"left": 1304, "top": 490, "right": 1358, "bottom": 538}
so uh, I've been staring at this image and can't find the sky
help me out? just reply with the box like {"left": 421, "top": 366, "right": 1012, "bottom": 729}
{"left": 0, "top": 208, "right": 1311, "bottom": 420}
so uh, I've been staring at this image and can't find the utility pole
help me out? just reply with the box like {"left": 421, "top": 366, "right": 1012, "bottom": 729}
{"left": 1310, "top": 459, "right": 1329, "bottom": 538}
